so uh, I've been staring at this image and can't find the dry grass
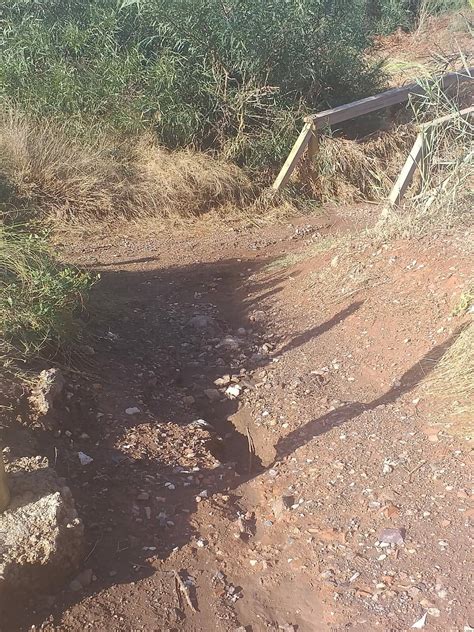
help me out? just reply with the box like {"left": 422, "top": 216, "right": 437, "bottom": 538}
{"left": 0, "top": 111, "right": 254, "bottom": 221}
{"left": 424, "top": 323, "right": 474, "bottom": 433}
{"left": 296, "top": 125, "right": 416, "bottom": 203}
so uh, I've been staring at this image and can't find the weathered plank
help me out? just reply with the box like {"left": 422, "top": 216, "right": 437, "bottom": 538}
{"left": 418, "top": 104, "right": 474, "bottom": 129}
{"left": 272, "top": 121, "right": 313, "bottom": 191}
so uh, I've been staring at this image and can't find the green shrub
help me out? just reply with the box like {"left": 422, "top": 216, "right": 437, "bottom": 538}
{"left": 0, "top": 0, "right": 387, "bottom": 166}
{"left": 0, "top": 222, "right": 94, "bottom": 362}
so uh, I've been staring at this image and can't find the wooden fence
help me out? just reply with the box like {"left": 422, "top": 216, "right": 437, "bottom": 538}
{"left": 272, "top": 68, "right": 473, "bottom": 193}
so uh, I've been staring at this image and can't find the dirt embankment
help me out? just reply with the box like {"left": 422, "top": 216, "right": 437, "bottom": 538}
{"left": 1, "top": 206, "right": 472, "bottom": 632}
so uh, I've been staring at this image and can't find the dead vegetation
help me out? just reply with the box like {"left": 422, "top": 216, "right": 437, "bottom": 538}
{"left": 0, "top": 111, "right": 254, "bottom": 221}
{"left": 373, "top": 80, "right": 473, "bottom": 241}
{"left": 300, "top": 125, "right": 416, "bottom": 203}
{"left": 424, "top": 283, "right": 473, "bottom": 430}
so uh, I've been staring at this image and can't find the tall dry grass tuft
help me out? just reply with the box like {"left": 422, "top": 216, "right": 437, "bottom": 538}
{"left": 424, "top": 284, "right": 473, "bottom": 432}
{"left": 0, "top": 111, "right": 254, "bottom": 221}
{"left": 125, "top": 135, "right": 254, "bottom": 219}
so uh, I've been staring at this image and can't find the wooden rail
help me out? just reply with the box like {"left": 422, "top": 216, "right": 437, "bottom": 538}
{"left": 272, "top": 67, "right": 473, "bottom": 191}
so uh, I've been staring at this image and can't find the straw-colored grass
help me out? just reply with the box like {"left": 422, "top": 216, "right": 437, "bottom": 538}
{"left": 295, "top": 125, "right": 416, "bottom": 203}
{"left": 0, "top": 111, "right": 254, "bottom": 221}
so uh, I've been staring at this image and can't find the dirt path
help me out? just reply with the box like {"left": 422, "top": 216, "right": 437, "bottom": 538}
{"left": 4, "top": 210, "right": 473, "bottom": 632}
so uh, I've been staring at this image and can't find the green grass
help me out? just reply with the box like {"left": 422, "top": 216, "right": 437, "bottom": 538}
{"left": 0, "top": 0, "right": 391, "bottom": 167}
{"left": 0, "top": 222, "right": 94, "bottom": 368}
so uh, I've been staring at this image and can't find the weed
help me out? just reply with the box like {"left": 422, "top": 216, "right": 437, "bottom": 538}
{"left": 424, "top": 323, "right": 474, "bottom": 430}
{"left": 265, "top": 234, "right": 337, "bottom": 272}
{"left": 453, "top": 284, "right": 474, "bottom": 315}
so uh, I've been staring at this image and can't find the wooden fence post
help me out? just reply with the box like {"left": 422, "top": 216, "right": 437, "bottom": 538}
{"left": 387, "top": 105, "right": 474, "bottom": 206}
{"left": 272, "top": 67, "right": 473, "bottom": 192}
{"left": 388, "top": 131, "right": 426, "bottom": 206}
{"left": 272, "top": 122, "right": 313, "bottom": 191}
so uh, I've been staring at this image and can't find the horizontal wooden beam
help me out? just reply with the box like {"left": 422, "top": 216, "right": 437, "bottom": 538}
{"left": 305, "top": 68, "right": 473, "bottom": 128}
{"left": 418, "top": 104, "right": 474, "bottom": 129}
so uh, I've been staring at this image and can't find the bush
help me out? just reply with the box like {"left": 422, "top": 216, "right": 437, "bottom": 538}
{"left": 0, "top": 0, "right": 387, "bottom": 166}
{"left": 0, "top": 222, "right": 94, "bottom": 363}
{"left": 375, "top": 73, "right": 474, "bottom": 239}
{"left": 367, "top": 0, "right": 470, "bottom": 33}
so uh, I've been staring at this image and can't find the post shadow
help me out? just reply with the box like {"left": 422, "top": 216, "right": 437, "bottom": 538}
{"left": 278, "top": 301, "right": 363, "bottom": 355}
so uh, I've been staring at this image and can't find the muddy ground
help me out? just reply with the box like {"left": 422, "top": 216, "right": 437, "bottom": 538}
{"left": 1, "top": 205, "right": 472, "bottom": 632}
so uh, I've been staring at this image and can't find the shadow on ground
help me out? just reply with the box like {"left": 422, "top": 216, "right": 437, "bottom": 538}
{"left": 2, "top": 252, "right": 462, "bottom": 630}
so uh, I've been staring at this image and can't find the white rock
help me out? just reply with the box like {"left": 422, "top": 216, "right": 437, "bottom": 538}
{"left": 217, "top": 336, "right": 241, "bottom": 351}
{"left": 125, "top": 407, "right": 140, "bottom": 415}
{"left": 78, "top": 452, "right": 93, "bottom": 466}
{"left": 411, "top": 613, "right": 427, "bottom": 629}
{"left": 225, "top": 385, "right": 241, "bottom": 399}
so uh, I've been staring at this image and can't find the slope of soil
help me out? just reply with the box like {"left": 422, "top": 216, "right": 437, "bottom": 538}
{"left": 2, "top": 207, "right": 472, "bottom": 631}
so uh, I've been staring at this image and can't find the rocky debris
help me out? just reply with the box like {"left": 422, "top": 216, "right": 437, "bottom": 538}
{"left": 188, "top": 419, "right": 215, "bottom": 432}
{"left": 236, "top": 512, "right": 255, "bottom": 540}
{"left": 28, "top": 368, "right": 65, "bottom": 421}
{"left": 225, "top": 384, "right": 241, "bottom": 399}
{"left": 214, "top": 375, "right": 231, "bottom": 387}
{"left": 0, "top": 458, "right": 84, "bottom": 604}
{"left": 213, "top": 570, "right": 243, "bottom": 604}
{"left": 271, "top": 495, "right": 294, "bottom": 519}
{"left": 216, "top": 335, "right": 241, "bottom": 351}
{"left": 188, "top": 314, "right": 222, "bottom": 335}
{"left": 249, "top": 310, "right": 266, "bottom": 323}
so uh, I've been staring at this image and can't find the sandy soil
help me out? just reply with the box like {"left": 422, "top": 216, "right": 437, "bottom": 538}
{"left": 374, "top": 11, "right": 474, "bottom": 84}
